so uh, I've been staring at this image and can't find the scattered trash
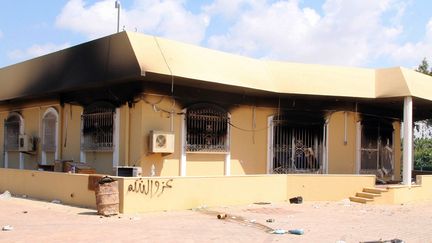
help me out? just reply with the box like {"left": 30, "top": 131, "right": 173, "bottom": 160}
{"left": 336, "top": 241, "right": 346, "bottom": 243}
{"left": 254, "top": 202, "right": 271, "bottom": 205}
{"left": 313, "top": 204, "right": 320, "bottom": 209}
{"left": 21, "top": 194, "right": 27, "bottom": 198}
{"left": 231, "top": 216, "right": 236, "bottom": 219}
{"left": 271, "top": 229, "right": 288, "bottom": 234}
{"left": 288, "top": 229, "right": 304, "bottom": 235}
{"left": 51, "top": 199, "right": 62, "bottom": 204}
{"left": 266, "top": 219, "right": 275, "bottom": 223}
{"left": 2, "top": 225, "right": 13, "bottom": 231}
{"left": 289, "top": 196, "right": 303, "bottom": 204}
{"left": 0, "top": 191, "right": 12, "bottom": 199}
{"left": 217, "top": 214, "right": 227, "bottom": 219}
{"left": 250, "top": 219, "right": 256, "bottom": 223}
{"left": 129, "top": 217, "right": 141, "bottom": 221}
{"left": 360, "top": 239, "right": 404, "bottom": 243}
{"left": 22, "top": 211, "right": 28, "bottom": 214}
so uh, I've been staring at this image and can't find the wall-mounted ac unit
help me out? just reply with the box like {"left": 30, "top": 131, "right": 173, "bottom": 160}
{"left": 149, "top": 131, "right": 175, "bottom": 153}
{"left": 19, "top": 134, "right": 35, "bottom": 152}
{"left": 115, "top": 166, "right": 142, "bottom": 177}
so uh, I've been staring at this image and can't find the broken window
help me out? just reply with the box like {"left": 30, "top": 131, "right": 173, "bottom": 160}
{"left": 81, "top": 102, "right": 115, "bottom": 152}
{"left": 4, "top": 114, "right": 22, "bottom": 151}
{"left": 42, "top": 110, "right": 57, "bottom": 152}
{"left": 360, "top": 119, "right": 394, "bottom": 176}
{"left": 185, "top": 103, "right": 229, "bottom": 152}
{"left": 270, "top": 113, "right": 324, "bottom": 174}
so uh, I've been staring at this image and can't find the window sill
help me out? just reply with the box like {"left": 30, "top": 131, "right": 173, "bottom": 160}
{"left": 186, "top": 151, "right": 230, "bottom": 155}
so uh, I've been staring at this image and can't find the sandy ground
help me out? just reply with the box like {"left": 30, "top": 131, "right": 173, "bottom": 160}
{"left": 1, "top": 196, "right": 432, "bottom": 243}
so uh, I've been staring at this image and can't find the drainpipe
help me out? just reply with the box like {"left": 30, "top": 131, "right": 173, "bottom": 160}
{"left": 402, "top": 96, "right": 413, "bottom": 186}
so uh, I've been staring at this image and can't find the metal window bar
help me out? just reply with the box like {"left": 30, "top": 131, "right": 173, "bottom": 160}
{"left": 4, "top": 119, "right": 20, "bottom": 151}
{"left": 42, "top": 115, "right": 56, "bottom": 152}
{"left": 185, "top": 104, "right": 229, "bottom": 152}
{"left": 271, "top": 116, "right": 323, "bottom": 174}
{"left": 81, "top": 109, "right": 114, "bottom": 152}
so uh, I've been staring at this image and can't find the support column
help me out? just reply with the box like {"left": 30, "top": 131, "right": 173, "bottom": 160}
{"left": 403, "top": 96, "right": 413, "bottom": 185}
{"left": 224, "top": 153, "right": 231, "bottom": 176}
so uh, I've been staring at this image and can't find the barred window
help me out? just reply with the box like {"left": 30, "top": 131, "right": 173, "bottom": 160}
{"left": 4, "top": 114, "right": 22, "bottom": 151}
{"left": 42, "top": 110, "right": 57, "bottom": 152}
{"left": 81, "top": 102, "right": 115, "bottom": 152}
{"left": 185, "top": 103, "right": 229, "bottom": 153}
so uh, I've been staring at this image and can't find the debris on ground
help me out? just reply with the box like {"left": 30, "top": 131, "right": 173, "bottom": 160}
{"left": 2, "top": 225, "right": 13, "bottom": 231}
{"left": 340, "top": 199, "right": 351, "bottom": 207}
{"left": 21, "top": 194, "right": 27, "bottom": 198}
{"left": 253, "top": 202, "right": 271, "bottom": 205}
{"left": 289, "top": 196, "right": 303, "bottom": 204}
{"left": 217, "top": 214, "right": 227, "bottom": 219}
{"left": 22, "top": 211, "right": 28, "bottom": 214}
{"left": 266, "top": 219, "right": 275, "bottom": 223}
{"left": 271, "top": 229, "right": 287, "bottom": 234}
{"left": 51, "top": 199, "right": 62, "bottom": 204}
{"left": 360, "top": 239, "right": 404, "bottom": 243}
{"left": 0, "top": 191, "right": 12, "bottom": 199}
{"left": 288, "top": 229, "right": 304, "bottom": 235}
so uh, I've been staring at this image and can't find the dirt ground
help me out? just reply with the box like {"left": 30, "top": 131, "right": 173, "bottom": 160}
{"left": 1, "top": 196, "right": 432, "bottom": 243}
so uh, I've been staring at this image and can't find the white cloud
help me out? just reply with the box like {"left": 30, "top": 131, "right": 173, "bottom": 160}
{"left": 56, "top": 0, "right": 209, "bottom": 44}
{"left": 8, "top": 43, "right": 71, "bottom": 62}
{"left": 207, "top": 0, "right": 407, "bottom": 66}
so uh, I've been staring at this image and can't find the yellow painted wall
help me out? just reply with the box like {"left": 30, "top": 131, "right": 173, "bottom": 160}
{"left": 61, "top": 104, "right": 82, "bottom": 162}
{"left": 0, "top": 168, "right": 96, "bottom": 208}
{"left": 327, "top": 111, "right": 357, "bottom": 174}
{"left": 119, "top": 174, "right": 376, "bottom": 213}
{"left": 286, "top": 174, "right": 375, "bottom": 200}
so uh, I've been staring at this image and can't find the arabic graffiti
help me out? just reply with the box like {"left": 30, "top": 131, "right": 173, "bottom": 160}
{"left": 127, "top": 178, "right": 173, "bottom": 198}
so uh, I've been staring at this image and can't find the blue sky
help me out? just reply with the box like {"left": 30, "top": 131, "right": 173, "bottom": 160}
{"left": 1, "top": 0, "right": 431, "bottom": 69}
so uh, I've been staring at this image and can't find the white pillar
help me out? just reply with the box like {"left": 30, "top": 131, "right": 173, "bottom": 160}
{"left": 403, "top": 96, "right": 413, "bottom": 185}
{"left": 180, "top": 113, "right": 186, "bottom": 176}
{"left": 224, "top": 153, "right": 231, "bottom": 176}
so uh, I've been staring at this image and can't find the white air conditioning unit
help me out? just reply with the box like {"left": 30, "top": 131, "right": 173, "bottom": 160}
{"left": 115, "top": 166, "right": 142, "bottom": 177}
{"left": 19, "top": 134, "right": 35, "bottom": 152}
{"left": 149, "top": 131, "right": 175, "bottom": 153}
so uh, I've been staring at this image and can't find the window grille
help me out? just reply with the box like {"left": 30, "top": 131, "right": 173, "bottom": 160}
{"left": 271, "top": 114, "right": 323, "bottom": 174}
{"left": 4, "top": 115, "right": 20, "bottom": 151}
{"left": 81, "top": 102, "right": 115, "bottom": 152}
{"left": 42, "top": 112, "right": 57, "bottom": 152}
{"left": 360, "top": 120, "right": 394, "bottom": 174}
{"left": 185, "top": 103, "right": 229, "bottom": 152}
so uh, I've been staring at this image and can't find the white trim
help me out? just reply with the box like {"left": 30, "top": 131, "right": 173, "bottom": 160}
{"left": 266, "top": 115, "right": 274, "bottom": 174}
{"left": 41, "top": 107, "right": 59, "bottom": 164}
{"left": 355, "top": 121, "right": 362, "bottom": 174}
{"left": 113, "top": 108, "right": 121, "bottom": 168}
{"left": 324, "top": 118, "right": 329, "bottom": 174}
{"left": 180, "top": 111, "right": 186, "bottom": 176}
{"left": 402, "top": 96, "right": 413, "bottom": 185}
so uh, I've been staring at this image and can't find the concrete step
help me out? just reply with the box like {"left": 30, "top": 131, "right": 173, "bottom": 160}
{"left": 349, "top": 196, "right": 373, "bottom": 204}
{"left": 356, "top": 192, "right": 381, "bottom": 199}
{"left": 363, "top": 187, "right": 388, "bottom": 194}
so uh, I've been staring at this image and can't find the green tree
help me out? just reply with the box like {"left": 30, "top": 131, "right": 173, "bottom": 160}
{"left": 414, "top": 58, "right": 432, "bottom": 170}
{"left": 416, "top": 58, "right": 432, "bottom": 75}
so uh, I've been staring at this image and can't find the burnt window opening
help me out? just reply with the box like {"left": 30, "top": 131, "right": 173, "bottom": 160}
{"left": 360, "top": 119, "right": 394, "bottom": 174}
{"left": 4, "top": 114, "right": 22, "bottom": 151}
{"left": 81, "top": 102, "right": 115, "bottom": 152}
{"left": 185, "top": 103, "right": 229, "bottom": 153}
{"left": 42, "top": 111, "right": 57, "bottom": 152}
{"left": 271, "top": 113, "right": 324, "bottom": 174}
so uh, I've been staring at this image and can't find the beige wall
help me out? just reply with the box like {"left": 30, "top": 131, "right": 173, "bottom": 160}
{"left": 119, "top": 174, "right": 376, "bottom": 213}
{"left": 0, "top": 168, "right": 96, "bottom": 208}
{"left": 327, "top": 111, "right": 357, "bottom": 174}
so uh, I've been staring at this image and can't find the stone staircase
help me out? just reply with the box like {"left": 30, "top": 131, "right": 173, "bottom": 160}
{"left": 349, "top": 187, "right": 388, "bottom": 204}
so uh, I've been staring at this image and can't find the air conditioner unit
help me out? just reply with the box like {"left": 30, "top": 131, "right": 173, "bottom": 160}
{"left": 115, "top": 166, "right": 142, "bottom": 177}
{"left": 19, "top": 134, "right": 35, "bottom": 152}
{"left": 149, "top": 131, "right": 175, "bottom": 153}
